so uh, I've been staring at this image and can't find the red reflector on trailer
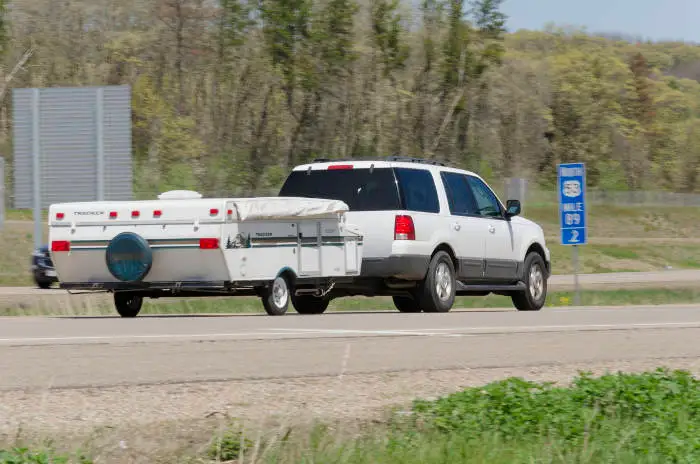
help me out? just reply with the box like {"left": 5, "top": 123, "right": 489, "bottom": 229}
{"left": 109, "top": 211, "right": 117, "bottom": 219}
{"left": 51, "top": 240, "right": 70, "bottom": 252}
{"left": 199, "top": 238, "right": 219, "bottom": 249}
{"left": 56, "top": 212, "right": 65, "bottom": 220}
{"left": 153, "top": 210, "right": 162, "bottom": 217}
{"left": 327, "top": 164, "right": 353, "bottom": 170}
{"left": 132, "top": 210, "right": 140, "bottom": 218}
{"left": 227, "top": 209, "right": 233, "bottom": 215}
{"left": 210, "top": 208, "right": 219, "bottom": 216}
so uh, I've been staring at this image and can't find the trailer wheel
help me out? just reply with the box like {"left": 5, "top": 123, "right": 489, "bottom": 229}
{"left": 262, "top": 275, "right": 291, "bottom": 316}
{"left": 114, "top": 292, "right": 143, "bottom": 318}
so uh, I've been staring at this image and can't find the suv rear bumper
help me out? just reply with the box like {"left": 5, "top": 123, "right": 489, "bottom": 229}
{"left": 360, "top": 255, "right": 429, "bottom": 280}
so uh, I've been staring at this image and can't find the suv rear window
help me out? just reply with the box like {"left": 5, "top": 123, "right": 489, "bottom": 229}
{"left": 278, "top": 166, "right": 440, "bottom": 213}
{"left": 278, "top": 168, "right": 401, "bottom": 211}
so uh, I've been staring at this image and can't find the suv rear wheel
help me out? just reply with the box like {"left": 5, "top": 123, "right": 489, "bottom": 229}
{"left": 392, "top": 296, "right": 422, "bottom": 313}
{"left": 416, "top": 251, "right": 456, "bottom": 313}
{"left": 512, "top": 252, "right": 547, "bottom": 311}
{"left": 292, "top": 294, "right": 330, "bottom": 315}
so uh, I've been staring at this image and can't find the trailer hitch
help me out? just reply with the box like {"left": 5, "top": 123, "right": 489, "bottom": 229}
{"left": 295, "top": 281, "right": 335, "bottom": 298}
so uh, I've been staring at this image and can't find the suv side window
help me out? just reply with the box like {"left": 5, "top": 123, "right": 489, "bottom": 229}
{"left": 440, "top": 171, "right": 478, "bottom": 216}
{"left": 394, "top": 167, "right": 440, "bottom": 213}
{"left": 465, "top": 176, "right": 503, "bottom": 218}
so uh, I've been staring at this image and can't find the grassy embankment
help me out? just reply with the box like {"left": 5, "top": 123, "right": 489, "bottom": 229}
{"left": 3, "top": 368, "right": 699, "bottom": 463}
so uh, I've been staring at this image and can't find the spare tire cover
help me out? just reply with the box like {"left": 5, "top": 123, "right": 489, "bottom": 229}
{"left": 105, "top": 232, "right": 153, "bottom": 282}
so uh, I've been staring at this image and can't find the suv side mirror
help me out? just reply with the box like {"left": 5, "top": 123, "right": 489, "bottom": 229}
{"left": 505, "top": 199, "right": 521, "bottom": 218}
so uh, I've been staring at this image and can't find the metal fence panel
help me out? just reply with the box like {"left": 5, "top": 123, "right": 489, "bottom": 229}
{"left": 12, "top": 85, "right": 132, "bottom": 210}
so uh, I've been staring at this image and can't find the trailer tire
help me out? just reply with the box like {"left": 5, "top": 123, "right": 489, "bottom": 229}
{"left": 114, "top": 292, "right": 143, "bottom": 318}
{"left": 291, "top": 294, "right": 330, "bottom": 315}
{"left": 262, "top": 275, "right": 291, "bottom": 316}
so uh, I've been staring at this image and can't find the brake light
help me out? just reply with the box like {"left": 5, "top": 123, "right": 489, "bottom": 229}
{"left": 132, "top": 210, "right": 140, "bottom": 218}
{"left": 210, "top": 208, "right": 219, "bottom": 216}
{"left": 109, "top": 211, "right": 117, "bottom": 219}
{"left": 153, "top": 210, "right": 162, "bottom": 218}
{"left": 394, "top": 215, "right": 415, "bottom": 240}
{"left": 328, "top": 164, "right": 353, "bottom": 170}
{"left": 51, "top": 240, "right": 70, "bottom": 252}
{"left": 199, "top": 238, "right": 219, "bottom": 249}
{"left": 55, "top": 212, "right": 65, "bottom": 220}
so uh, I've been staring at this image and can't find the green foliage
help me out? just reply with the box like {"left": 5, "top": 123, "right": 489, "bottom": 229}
{"left": 0, "top": 448, "right": 90, "bottom": 464}
{"left": 261, "top": 0, "right": 313, "bottom": 100}
{"left": 0, "top": 0, "right": 7, "bottom": 56}
{"left": 371, "top": 0, "right": 409, "bottom": 78}
{"left": 208, "top": 423, "right": 253, "bottom": 461}
{"left": 314, "top": 0, "right": 358, "bottom": 78}
{"left": 410, "top": 369, "right": 700, "bottom": 461}
{"left": 12, "top": 0, "right": 700, "bottom": 194}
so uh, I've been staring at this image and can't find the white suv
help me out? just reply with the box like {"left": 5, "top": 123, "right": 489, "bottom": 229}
{"left": 278, "top": 157, "right": 551, "bottom": 314}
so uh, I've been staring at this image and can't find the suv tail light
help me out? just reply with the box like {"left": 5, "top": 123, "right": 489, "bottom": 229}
{"left": 394, "top": 215, "right": 415, "bottom": 240}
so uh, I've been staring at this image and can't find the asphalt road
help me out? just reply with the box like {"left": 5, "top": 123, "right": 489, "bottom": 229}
{"left": 1, "top": 304, "right": 700, "bottom": 391}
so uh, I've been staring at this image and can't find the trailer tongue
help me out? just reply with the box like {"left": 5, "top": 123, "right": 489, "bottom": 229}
{"left": 48, "top": 191, "right": 364, "bottom": 317}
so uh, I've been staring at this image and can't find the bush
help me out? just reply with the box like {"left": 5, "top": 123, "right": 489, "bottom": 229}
{"left": 409, "top": 368, "right": 700, "bottom": 462}
{"left": 208, "top": 423, "right": 253, "bottom": 461}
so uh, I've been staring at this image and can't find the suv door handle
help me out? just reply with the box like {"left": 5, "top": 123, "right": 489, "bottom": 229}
{"left": 452, "top": 223, "right": 461, "bottom": 231}
{"left": 488, "top": 225, "right": 496, "bottom": 234}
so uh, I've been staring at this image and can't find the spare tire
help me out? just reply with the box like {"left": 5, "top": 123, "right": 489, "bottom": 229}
{"left": 105, "top": 232, "right": 153, "bottom": 282}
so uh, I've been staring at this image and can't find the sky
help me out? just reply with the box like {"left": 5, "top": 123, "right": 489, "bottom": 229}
{"left": 501, "top": 0, "right": 700, "bottom": 43}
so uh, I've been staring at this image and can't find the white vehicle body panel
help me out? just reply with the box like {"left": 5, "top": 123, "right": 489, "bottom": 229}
{"left": 284, "top": 160, "right": 550, "bottom": 283}
{"left": 48, "top": 195, "right": 363, "bottom": 287}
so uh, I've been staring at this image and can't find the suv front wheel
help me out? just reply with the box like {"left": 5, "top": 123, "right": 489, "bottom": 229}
{"left": 416, "top": 251, "right": 456, "bottom": 313}
{"left": 512, "top": 251, "right": 547, "bottom": 311}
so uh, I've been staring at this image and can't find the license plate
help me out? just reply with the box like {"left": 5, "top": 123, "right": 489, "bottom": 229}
{"left": 45, "top": 270, "right": 57, "bottom": 277}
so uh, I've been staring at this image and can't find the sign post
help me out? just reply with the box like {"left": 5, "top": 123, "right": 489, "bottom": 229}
{"left": 557, "top": 162, "right": 587, "bottom": 305}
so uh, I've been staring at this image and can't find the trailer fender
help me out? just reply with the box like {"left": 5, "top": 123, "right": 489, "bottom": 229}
{"left": 275, "top": 266, "right": 297, "bottom": 282}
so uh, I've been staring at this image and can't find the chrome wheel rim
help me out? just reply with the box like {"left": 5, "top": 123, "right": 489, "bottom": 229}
{"left": 529, "top": 264, "right": 544, "bottom": 300}
{"left": 272, "top": 277, "right": 288, "bottom": 309}
{"left": 435, "top": 262, "right": 453, "bottom": 301}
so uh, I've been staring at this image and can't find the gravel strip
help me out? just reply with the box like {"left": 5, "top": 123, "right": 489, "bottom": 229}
{"left": 2, "top": 357, "right": 699, "bottom": 437}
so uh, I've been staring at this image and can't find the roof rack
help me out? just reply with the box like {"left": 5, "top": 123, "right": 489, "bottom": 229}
{"left": 385, "top": 156, "right": 446, "bottom": 166}
{"left": 310, "top": 156, "right": 447, "bottom": 167}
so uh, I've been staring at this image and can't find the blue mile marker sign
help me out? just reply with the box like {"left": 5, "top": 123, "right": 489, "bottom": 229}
{"left": 558, "top": 162, "right": 587, "bottom": 245}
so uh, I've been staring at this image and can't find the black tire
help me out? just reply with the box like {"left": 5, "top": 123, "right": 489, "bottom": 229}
{"left": 416, "top": 251, "right": 456, "bottom": 313}
{"left": 392, "top": 296, "right": 422, "bottom": 313}
{"left": 262, "top": 275, "right": 291, "bottom": 316}
{"left": 291, "top": 294, "right": 330, "bottom": 315}
{"left": 114, "top": 292, "right": 143, "bottom": 318}
{"left": 511, "top": 252, "right": 547, "bottom": 311}
{"left": 35, "top": 278, "right": 52, "bottom": 289}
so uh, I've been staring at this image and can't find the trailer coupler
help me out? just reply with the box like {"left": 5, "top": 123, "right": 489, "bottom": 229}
{"left": 295, "top": 281, "right": 335, "bottom": 298}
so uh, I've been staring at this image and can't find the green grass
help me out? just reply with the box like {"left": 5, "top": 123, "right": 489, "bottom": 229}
{"left": 547, "top": 242, "right": 700, "bottom": 273}
{"left": 134, "top": 288, "right": 700, "bottom": 313}
{"left": 3, "top": 369, "right": 699, "bottom": 463}
{"left": 3, "top": 287, "right": 700, "bottom": 317}
{"left": 209, "top": 369, "right": 700, "bottom": 464}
